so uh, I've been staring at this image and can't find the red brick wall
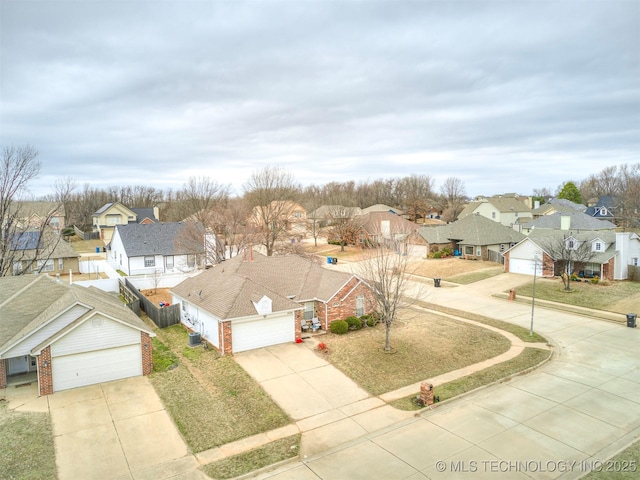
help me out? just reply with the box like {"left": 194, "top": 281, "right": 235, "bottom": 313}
{"left": 38, "top": 346, "right": 53, "bottom": 396}
{"left": 603, "top": 257, "right": 615, "bottom": 281}
{"left": 0, "top": 359, "right": 6, "bottom": 389}
{"left": 325, "top": 278, "right": 375, "bottom": 326}
{"left": 221, "top": 322, "right": 233, "bottom": 355}
{"left": 541, "top": 253, "right": 554, "bottom": 277}
{"left": 504, "top": 252, "right": 510, "bottom": 272}
{"left": 295, "top": 310, "right": 304, "bottom": 340}
{"left": 141, "top": 332, "right": 153, "bottom": 375}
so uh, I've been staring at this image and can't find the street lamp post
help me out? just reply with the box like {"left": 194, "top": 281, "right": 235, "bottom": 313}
{"left": 530, "top": 252, "right": 540, "bottom": 337}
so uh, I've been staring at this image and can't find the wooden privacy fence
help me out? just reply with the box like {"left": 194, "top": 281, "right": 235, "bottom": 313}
{"left": 73, "top": 226, "right": 100, "bottom": 240}
{"left": 629, "top": 265, "right": 640, "bottom": 282}
{"left": 119, "top": 280, "right": 141, "bottom": 316}
{"left": 123, "top": 278, "right": 181, "bottom": 328}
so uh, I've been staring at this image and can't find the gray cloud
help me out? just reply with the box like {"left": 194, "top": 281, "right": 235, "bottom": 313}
{"left": 1, "top": 0, "right": 638, "bottom": 198}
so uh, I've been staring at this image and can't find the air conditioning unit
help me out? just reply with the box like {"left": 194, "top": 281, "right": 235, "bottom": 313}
{"left": 188, "top": 332, "right": 201, "bottom": 346}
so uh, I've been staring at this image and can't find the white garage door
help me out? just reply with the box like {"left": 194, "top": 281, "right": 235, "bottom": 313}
{"left": 509, "top": 258, "right": 541, "bottom": 276}
{"left": 232, "top": 314, "right": 294, "bottom": 353}
{"left": 52, "top": 344, "right": 142, "bottom": 392}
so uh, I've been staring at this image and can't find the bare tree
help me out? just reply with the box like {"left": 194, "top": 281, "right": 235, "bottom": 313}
{"left": 354, "top": 228, "right": 422, "bottom": 351}
{"left": 439, "top": 177, "right": 466, "bottom": 222}
{"left": 243, "top": 166, "right": 300, "bottom": 256}
{"left": 327, "top": 205, "right": 360, "bottom": 251}
{"left": 0, "top": 145, "right": 64, "bottom": 276}
{"left": 397, "top": 174, "right": 435, "bottom": 222}
{"left": 538, "top": 233, "right": 597, "bottom": 291}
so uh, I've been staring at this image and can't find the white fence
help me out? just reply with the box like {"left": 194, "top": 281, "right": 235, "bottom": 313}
{"left": 75, "top": 278, "right": 120, "bottom": 292}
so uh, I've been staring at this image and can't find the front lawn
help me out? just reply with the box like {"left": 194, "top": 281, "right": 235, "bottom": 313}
{"left": 0, "top": 402, "right": 56, "bottom": 480}
{"left": 513, "top": 277, "right": 640, "bottom": 314}
{"left": 149, "top": 325, "right": 290, "bottom": 453}
{"left": 321, "top": 309, "right": 512, "bottom": 395}
{"left": 445, "top": 267, "right": 504, "bottom": 284}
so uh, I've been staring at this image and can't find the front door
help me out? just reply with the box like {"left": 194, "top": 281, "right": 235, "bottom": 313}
{"left": 7, "top": 356, "right": 29, "bottom": 375}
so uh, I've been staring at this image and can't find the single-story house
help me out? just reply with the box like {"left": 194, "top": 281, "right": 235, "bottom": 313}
{"left": 0, "top": 275, "right": 155, "bottom": 395}
{"left": 92, "top": 202, "right": 160, "bottom": 243}
{"left": 504, "top": 231, "right": 640, "bottom": 280}
{"left": 350, "top": 211, "right": 425, "bottom": 255}
{"left": 171, "top": 251, "right": 375, "bottom": 354}
{"left": 308, "top": 205, "right": 363, "bottom": 226}
{"left": 108, "top": 222, "right": 206, "bottom": 275}
{"left": 418, "top": 214, "right": 525, "bottom": 262}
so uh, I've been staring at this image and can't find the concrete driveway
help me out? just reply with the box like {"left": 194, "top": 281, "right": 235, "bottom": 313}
{"left": 49, "top": 376, "right": 204, "bottom": 480}
{"left": 235, "top": 342, "right": 414, "bottom": 457}
{"left": 254, "top": 276, "right": 640, "bottom": 479}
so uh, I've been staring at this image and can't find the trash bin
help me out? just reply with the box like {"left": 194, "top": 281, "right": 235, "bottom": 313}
{"left": 95, "top": 247, "right": 100, "bottom": 253}
{"left": 434, "top": 278, "right": 441, "bottom": 287}
{"left": 332, "top": 257, "right": 338, "bottom": 264}
{"left": 627, "top": 313, "right": 637, "bottom": 328}
{"left": 327, "top": 257, "right": 333, "bottom": 264}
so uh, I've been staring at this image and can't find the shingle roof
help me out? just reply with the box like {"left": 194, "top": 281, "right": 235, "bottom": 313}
{"left": 131, "top": 208, "right": 157, "bottom": 223}
{"left": 0, "top": 275, "right": 152, "bottom": 352}
{"left": 171, "top": 253, "right": 358, "bottom": 320}
{"left": 10, "top": 229, "right": 80, "bottom": 260}
{"left": 353, "top": 211, "right": 419, "bottom": 235}
{"left": 459, "top": 195, "right": 531, "bottom": 219}
{"left": 115, "top": 222, "right": 205, "bottom": 257}
{"left": 419, "top": 215, "right": 525, "bottom": 245}
{"left": 522, "top": 212, "right": 616, "bottom": 231}
{"left": 525, "top": 230, "right": 618, "bottom": 263}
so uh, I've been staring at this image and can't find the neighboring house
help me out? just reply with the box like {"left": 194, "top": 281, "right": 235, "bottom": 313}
{"left": 531, "top": 198, "right": 586, "bottom": 219}
{"left": 520, "top": 212, "right": 617, "bottom": 235}
{"left": 308, "top": 205, "right": 363, "bottom": 226}
{"left": 350, "top": 211, "right": 425, "bottom": 254}
{"left": 361, "top": 204, "right": 399, "bottom": 215}
{"left": 418, "top": 214, "right": 525, "bottom": 263}
{"left": 585, "top": 196, "right": 619, "bottom": 223}
{"left": 171, "top": 252, "right": 374, "bottom": 354}
{"left": 458, "top": 193, "right": 532, "bottom": 228}
{"left": 250, "top": 201, "right": 307, "bottom": 231}
{"left": 92, "top": 202, "right": 159, "bottom": 243}
{"left": 504, "top": 230, "right": 640, "bottom": 280}
{"left": 0, "top": 275, "right": 155, "bottom": 395}
{"left": 11, "top": 201, "right": 66, "bottom": 231}
{"left": 10, "top": 228, "right": 80, "bottom": 276}
{"left": 108, "top": 222, "right": 205, "bottom": 275}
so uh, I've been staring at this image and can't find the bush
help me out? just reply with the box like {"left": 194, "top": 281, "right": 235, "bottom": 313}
{"left": 329, "top": 320, "right": 348, "bottom": 334}
{"left": 432, "top": 251, "right": 442, "bottom": 259}
{"left": 361, "top": 313, "right": 380, "bottom": 327}
{"left": 345, "top": 316, "right": 363, "bottom": 330}
{"left": 591, "top": 275, "right": 600, "bottom": 284}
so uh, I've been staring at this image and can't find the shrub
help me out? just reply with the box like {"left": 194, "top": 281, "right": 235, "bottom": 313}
{"left": 432, "top": 251, "right": 442, "bottom": 259}
{"left": 329, "top": 320, "right": 348, "bottom": 334}
{"left": 345, "top": 316, "right": 363, "bottom": 330}
{"left": 591, "top": 275, "right": 600, "bottom": 284}
{"left": 361, "top": 313, "right": 380, "bottom": 327}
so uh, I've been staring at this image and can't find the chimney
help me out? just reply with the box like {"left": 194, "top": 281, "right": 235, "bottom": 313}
{"left": 561, "top": 215, "right": 570, "bottom": 231}
{"left": 153, "top": 206, "right": 160, "bottom": 222}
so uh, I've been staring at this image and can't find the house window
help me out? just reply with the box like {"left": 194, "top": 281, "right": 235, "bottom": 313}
{"left": 50, "top": 216, "right": 60, "bottom": 228}
{"left": 144, "top": 256, "right": 155, "bottom": 268}
{"left": 38, "top": 259, "right": 54, "bottom": 272}
{"left": 13, "top": 262, "right": 23, "bottom": 275}
{"left": 187, "top": 255, "right": 195, "bottom": 268}
{"left": 476, "top": 247, "right": 481, "bottom": 257}
{"left": 106, "top": 214, "right": 121, "bottom": 226}
{"left": 31, "top": 357, "right": 37, "bottom": 367}
{"left": 119, "top": 254, "right": 122, "bottom": 266}
{"left": 633, "top": 258, "right": 639, "bottom": 266}
{"left": 165, "top": 255, "right": 174, "bottom": 269}
{"left": 359, "top": 233, "right": 365, "bottom": 243}
{"left": 568, "top": 239, "right": 575, "bottom": 249}
{"left": 492, "top": 212, "right": 496, "bottom": 219}
{"left": 304, "top": 302, "right": 315, "bottom": 320}
{"left": 465, "top": 246, "right": 473, "bottom": 255}
{"left": 356, "top": 295, "right": 365, "bottom": 317}
{"left": 58, "top": 258, "right": 63, "bottom": 270}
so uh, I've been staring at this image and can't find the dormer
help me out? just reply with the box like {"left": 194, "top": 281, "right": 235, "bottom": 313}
{"left": 591, "top": 238, "right": 607, "bottom": 253}
{"left": 253, "top": 295, "right": 273, "bottom": 315}
{"left": 564, "top": 235, "right": 581, "bottom": 251}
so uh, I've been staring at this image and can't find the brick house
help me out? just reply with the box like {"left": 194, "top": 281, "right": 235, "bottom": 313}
{"left": 0, "top": 275, "right": 154, "bottom": 395}
{"left": 171, "top": 251, "right": 375, "bottom": 354}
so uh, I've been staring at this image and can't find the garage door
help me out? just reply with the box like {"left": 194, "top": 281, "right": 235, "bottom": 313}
{"left": 509, "top": 258, "right": 541, "bottom": 276}
{"left": 232, "top": 314, "right": 294, "bottom": 353}
{"left": 52, "top": 344, "right": 142, "bottom": 392}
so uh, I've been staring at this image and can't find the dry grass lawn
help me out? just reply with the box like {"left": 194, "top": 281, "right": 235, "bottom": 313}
{"left": 321, "top": 309, "right": 512, "bottom": 395}
{"left": 149, "top": 324, "right": 290, "bottom": 452}
{"left": 408, "top": 258, "right": 503, "bottom": 280}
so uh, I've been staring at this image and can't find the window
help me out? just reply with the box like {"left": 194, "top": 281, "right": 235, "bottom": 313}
{"left": 594, "top": 242, "right": 602, "bottom": 252}
{"left": 50, "top": 216, "right": 60, "bottom": 228}
{"left": 58, "top": 258, "right": 64, "bottom": 270}
{"left": 187, "top": 255, "right": 195, "bottom": 268}
{"left": 465, "top": 246, "right": 473, "bottom": 255}
{"left": 492, "top": 212, "right": 496, "bottom": 219}
{"left": 119, "top": 254, "right": 122, "bottom": 266}
{"left": 515, "top": 212, "right": 519, "bottom": 217}
{"left": 634, "top": 258, "right": 639, "bottom": 266}
{"left": 165, "top": 255, "right": 174, "bottom": 269}
{"left": 144, "top": 256, "right": 155, "bottom": 268}
{"left": 359, "top": 233, "right": 365, "bottom": 243}
{"left": 106, "top": 214, "right": 121, "bottom": 226}
{"left": 13, "top": 262, "right": 23, "bottom": 275}
{"left": 38, "top": 259, "right": 54, "bottom": 272}
{"left": 356, "top": 295, "right": 365, "bottom": 317}
{"left": 476, "top": 247, "right": 481, "bottom": 257}
{"left": 304, "top": 302, "right": 315, "bottom": 320}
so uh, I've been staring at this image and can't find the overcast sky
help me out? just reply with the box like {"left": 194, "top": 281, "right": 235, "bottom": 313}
{"left": 1, "top": 0, "right": 638, "bottom": 199}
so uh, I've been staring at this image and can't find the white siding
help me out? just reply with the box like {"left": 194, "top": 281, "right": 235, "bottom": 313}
{"left": 173, "top": 294, "right": 220, "bottom": 348}
{"left": 3, "top": 304, "right": 90, "bottom": 358}
{"left": 51, "top": 315, "right": 140, "bottom": 357}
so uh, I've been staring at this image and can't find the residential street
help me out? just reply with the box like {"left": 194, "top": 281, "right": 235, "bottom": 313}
{"left": 257, "top": 274, "right": 640, "bottom": 479}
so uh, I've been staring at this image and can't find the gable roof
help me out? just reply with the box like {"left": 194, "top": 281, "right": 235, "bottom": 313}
{"left": 516, "top": 230, "right": 618, "bottom": 263}
{"left": 171, "top": 253, "right": 360, "bottom": 320}
{"left": 0, "top": 275, "right": 152, "bottom": 353}
{"left": 532, "top": 198, "right": 586, "bottom": 216}
{"left": 522, "top": 211, "right": 617, "bottom": 231}
{"left": 419, "top": 214, "right": 525, "bottom": 245}
{"left": 131, "top": 207, "right": 158, "bottom": 223}
{"left": 353, "top": 211, "right": 420, "bottom": 236}
{"left": 10, "top": 228, "right": 80, "bottom": 260}
{"left": 361, "top": 204, "right": 398, "bottom": 215}
{"left": 93, "top": 202, "right": 137, "bottom": 218}
{"left": 459, "top": 194, "right": 531, "bottom": 219}
{"left": 114, "top": 222, "right": 205, "bottom": 257}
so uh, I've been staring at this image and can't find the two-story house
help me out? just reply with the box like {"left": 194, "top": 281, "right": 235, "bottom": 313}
{"left": 92, "top": 202, "right": 159, "bottom": 243}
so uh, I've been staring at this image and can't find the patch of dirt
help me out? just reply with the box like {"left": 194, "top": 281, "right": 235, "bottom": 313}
{"left": 140, "top": 288, "right": 173, "bottom": 306}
